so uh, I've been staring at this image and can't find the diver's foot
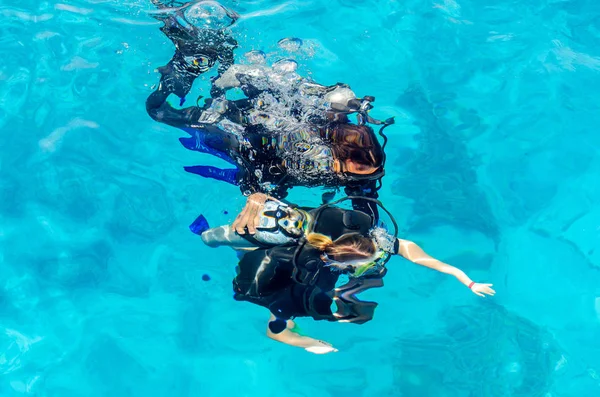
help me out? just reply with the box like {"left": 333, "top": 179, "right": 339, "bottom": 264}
{"left": 304, "top": 340, "right": 338, "bottom": 355}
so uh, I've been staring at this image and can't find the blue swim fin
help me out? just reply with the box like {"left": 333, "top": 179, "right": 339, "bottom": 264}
{"left": 179, "top": 136, "right": 198, "bottom": 150}
{"left": 184, "top": 165, "right": 238, "bottom": 185}
{"left": 178, "top": 133, "right": 237, "bottom": 165}
{"left": 189, "top": 214, "right": 210, "bottom": 236}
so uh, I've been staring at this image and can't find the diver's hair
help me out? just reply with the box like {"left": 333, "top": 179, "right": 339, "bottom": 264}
{"left": 328, "top": 123, "right": 384, "bottom": 169}
{"left": 306, "top": 232, "right": 376, "bottom": 262}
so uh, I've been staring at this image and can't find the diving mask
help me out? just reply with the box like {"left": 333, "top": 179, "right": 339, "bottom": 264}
{"left": 321, "top": 252, "right": 386, "bottom": 277}
{"left": 342, "top": 167, "right": 385, "bottom": 182}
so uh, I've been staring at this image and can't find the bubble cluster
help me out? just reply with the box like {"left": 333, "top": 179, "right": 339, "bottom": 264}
{"left": 277, "top": 37, "right": 303, "bottom": 52}
{"left": 183, "top": 1, "right": 237, "bottom": 30}
{"left": 244, "top": 50, "right": 267, "bottom": 64}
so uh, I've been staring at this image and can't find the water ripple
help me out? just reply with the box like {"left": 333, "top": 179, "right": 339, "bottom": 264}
{"left": 55, "top": 3, "right": 93, "bottom": 15}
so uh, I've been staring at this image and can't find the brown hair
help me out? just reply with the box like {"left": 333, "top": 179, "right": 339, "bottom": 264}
{"left": 306, "top": 232, "right": 376, "bottom": 262}
{"left": 327, "top": 123, "right": 384, "bottom": 169}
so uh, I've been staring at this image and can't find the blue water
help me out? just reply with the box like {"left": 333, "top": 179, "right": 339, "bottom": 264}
{"left": 2, "top": 0, "right": 600, "bottom": 395}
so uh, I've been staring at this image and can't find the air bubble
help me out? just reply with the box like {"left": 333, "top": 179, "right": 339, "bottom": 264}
{"left": 244, "top": 50, "right": 266, "bottom": 64}
{"left": 278, "top": 37, "right": 303, "bottom": 52}
{"left": 184, "top": 1, "right": 237, "bottom": 30}
{"left": 272, "top": 58, "right": 298, "bottom": 73}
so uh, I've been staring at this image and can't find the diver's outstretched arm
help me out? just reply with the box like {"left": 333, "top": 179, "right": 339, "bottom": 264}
{"left": 146, "top": 88, "right": 207, "bottom": 128}
{"left": 266, "top": 314, "right": 338, "bottom": 354}
{"left": 395, "top": 239, "right": 496, "bottom": 297}
{"left": 146, "top": 1, "right": 238, "bottom": 126}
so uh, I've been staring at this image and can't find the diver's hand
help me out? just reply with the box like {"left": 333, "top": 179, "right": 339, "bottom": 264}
{"left": 470, "top": 283, "right": 496, "bottom": 297}
{"left": 304, "top": 340, "right": 338, "bottom": 355}
{"left": 233, "top": 193, "right": 267, "bottom": 235}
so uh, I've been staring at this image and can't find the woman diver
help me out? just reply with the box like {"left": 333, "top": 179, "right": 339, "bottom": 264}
{"left": 196, "top": 196, "right": 496, "bottom": 354}
{"left": 145, "top": 0, "right": 393, "bottom": 224}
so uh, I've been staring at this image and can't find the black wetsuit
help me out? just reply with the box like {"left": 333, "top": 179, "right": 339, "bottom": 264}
{"left": 232, "top": 206, "right": 389, "bottom": 325}
{"left": 145, "top": 2, "right": 382, "bottom": 219}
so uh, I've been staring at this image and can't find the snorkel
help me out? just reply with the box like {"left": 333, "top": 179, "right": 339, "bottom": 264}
{"left": 322, "top": 252, "right": 378, "bottom": 274}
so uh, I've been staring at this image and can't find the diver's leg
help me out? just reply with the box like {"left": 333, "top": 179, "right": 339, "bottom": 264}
{"left": 201, "top": 226, "right": 255, "bottom": 249}
{"left": 265, "top": 314, "right": 338, "bottom": 354}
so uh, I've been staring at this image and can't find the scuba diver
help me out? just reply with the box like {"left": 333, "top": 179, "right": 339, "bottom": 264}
{"left": 194, "top": 196, "right": 496, "bottom": 354}
{"left": 145, "top": 0, "right": 394, "bottom": 223}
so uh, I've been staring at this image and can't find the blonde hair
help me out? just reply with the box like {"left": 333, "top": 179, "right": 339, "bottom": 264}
{"left": 306, "top": 232, "right": 376, "bottom": 263}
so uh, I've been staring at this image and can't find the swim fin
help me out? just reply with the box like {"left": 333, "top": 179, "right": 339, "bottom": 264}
{"left": 179, "top": 136, "right": 198, "bottom": 150}
{"left": 189, "top": 214, "right": 210, "bottom": 236}
{"left": 184, "top": 165, "right": 238, "bottom": 185}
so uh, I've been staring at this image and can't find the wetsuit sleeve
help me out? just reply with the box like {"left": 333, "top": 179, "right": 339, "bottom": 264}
{"left": 345, "top": 180, "right": 380, "bottom": 222}
{"left": 236, "top": 167, "right": 262, "bottom": 196}
{"left": 234, "top": 134, "right": 292, "bottom": 198}
{"left": 146, "top": 89, "right": 206, "bottom": 129}
{"left": 236, "top": 166, "right": 290, "bottom": 199}
{"left": 270, "top": 186, "right": 290, "bottom": 200}
{"left": 212, "top": 35, "right": 237, "bottom": 98}
{"left": 146, "top": 15, "right": 238, "bottom": 128}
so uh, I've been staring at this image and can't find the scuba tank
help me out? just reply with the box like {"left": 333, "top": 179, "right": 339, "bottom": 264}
{"left": 290, "top": 196, "right": 399, "bottom": 325}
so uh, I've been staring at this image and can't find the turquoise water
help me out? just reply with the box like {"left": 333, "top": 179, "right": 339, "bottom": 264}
{"left": 2, "top": 0, "right": 600, "bottom": 395}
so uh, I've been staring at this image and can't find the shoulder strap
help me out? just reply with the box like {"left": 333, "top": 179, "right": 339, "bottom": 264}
{"left": 311, "top": 196, "right": 398, "bottom": 238}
